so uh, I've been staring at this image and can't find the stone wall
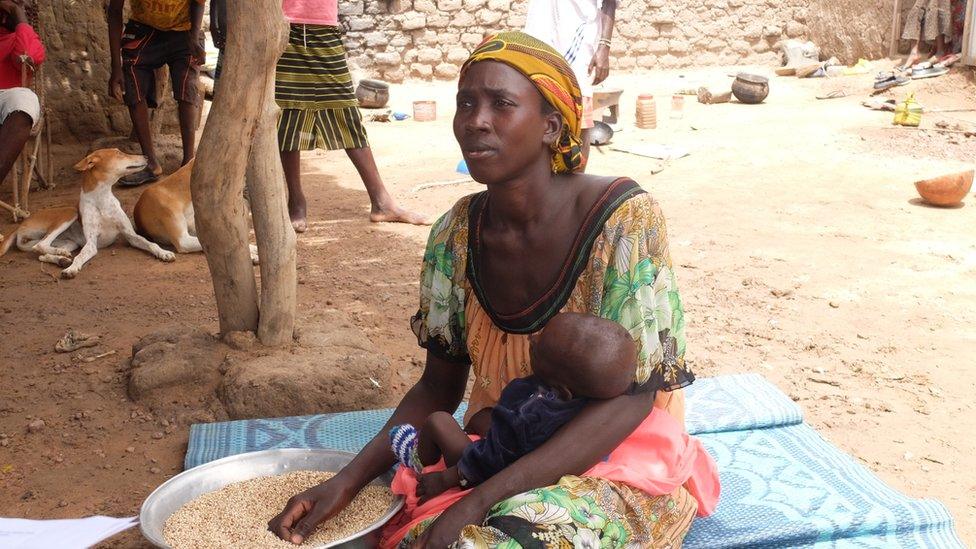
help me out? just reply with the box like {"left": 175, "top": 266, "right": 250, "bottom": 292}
{"left": 39, "top": 1, "right": 893, "bottom": 143}
{"left": 37, "top": 2, "right": 114, "bottom": 143}
{"left": 343, "top": 0, "right": 818, "bottom": 82}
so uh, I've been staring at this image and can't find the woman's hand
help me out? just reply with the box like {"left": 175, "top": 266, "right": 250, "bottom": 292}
{"left": 412, "top": 495, "right": 489, "bottom": 548}
{"left": 267, "top": 473, "right": 358, "bottom": 544}
{"left": 269, "top": 353, "right": 469, "bottom": 544}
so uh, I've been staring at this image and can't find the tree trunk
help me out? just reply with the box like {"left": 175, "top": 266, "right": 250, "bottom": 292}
{"left": 247, "top": 99, "right": 296, "bottom": 345}
{"left": 191, "top": 0, "right": 289, "bottom": 335}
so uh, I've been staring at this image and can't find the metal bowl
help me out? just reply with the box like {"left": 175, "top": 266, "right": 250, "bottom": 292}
{"left": 140, "top": 448, "right": 404, "bottom": 548}
{"left": 590, "top": 121, "right": 614, "bottom": 146}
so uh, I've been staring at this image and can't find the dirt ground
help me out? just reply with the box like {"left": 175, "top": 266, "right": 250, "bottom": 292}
{"left": 1, "top": 63, "right": 974, "bottom": 547}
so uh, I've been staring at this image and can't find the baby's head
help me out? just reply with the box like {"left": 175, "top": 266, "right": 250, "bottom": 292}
{"left": 529, "top": 313, "right": 637, "bottom": 400}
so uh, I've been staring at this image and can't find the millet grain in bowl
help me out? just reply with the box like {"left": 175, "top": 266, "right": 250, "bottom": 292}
{"left": 163, "top": 471, "right": 394, "bottom": 548}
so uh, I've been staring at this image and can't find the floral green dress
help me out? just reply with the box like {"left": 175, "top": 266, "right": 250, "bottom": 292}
{"left": 404, "top": 179, "right": 697, "bottom": 548}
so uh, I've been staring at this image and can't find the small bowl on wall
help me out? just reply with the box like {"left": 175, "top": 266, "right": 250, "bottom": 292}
{"left": 914, "top": 170, "right": 974, "bottom": 207}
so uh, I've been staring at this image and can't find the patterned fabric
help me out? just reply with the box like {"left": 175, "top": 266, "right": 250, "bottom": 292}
{"left": 462, "top": 32, "right": 585, "bottom": 174}
{"left": 398, "top": 479, "right": 697, "bottom": 549}
{"left": 411, "top": 183, "right": 692, "bottom": 421}
{"left": 389, "top": 424, "right": 422, "bottom": 473}
{"left": 902, "top": 0, "right": 953, "bottom": 43}
{"left": 275, "top": 24, "right": 369, "bottom": 152}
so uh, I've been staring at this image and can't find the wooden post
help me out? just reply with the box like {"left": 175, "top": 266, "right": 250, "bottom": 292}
{"left": 246, "top": 91, "right": 297, "bottom": 346}
{"left": 888, "top": 0, "right": 902, "bottom": 58}
{"left": 191, "top": 0, "right": 290, "bottom": 335}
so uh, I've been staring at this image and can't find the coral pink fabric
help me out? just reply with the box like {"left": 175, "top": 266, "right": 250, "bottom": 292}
{"left": 379, "top": 409, "right": 720, "bottom": 548}
{"left": 280, "top": 0, "right": 338, "bottom": 25}
{"left": 0, "top": 23, "right": 45, "bottom": 89}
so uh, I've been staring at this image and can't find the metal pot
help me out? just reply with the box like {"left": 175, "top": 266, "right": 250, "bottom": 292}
{"left": 590, "top": 121, "right": 614, "bottom": 146}
{"left": 731, "top": 73, "right": 769, "bottom": 104}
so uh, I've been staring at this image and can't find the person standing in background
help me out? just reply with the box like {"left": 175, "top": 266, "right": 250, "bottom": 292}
{"left": 275, "top": 0, "right": 428, "bottom": 232}
{"left": 524, "top": 0, "right": 617, "bottom": 168}
{"left": 106, "top": 0, "right": 206, "bottom": 186}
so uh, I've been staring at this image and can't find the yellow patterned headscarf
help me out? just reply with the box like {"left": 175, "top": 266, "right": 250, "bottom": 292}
{"left": 460, "top": 31, "right": 585, "bottom": 174}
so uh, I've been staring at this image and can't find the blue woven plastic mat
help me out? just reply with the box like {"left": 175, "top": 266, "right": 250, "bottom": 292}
{"left": 185, "top": 374, "right": 799, "bottom": 468}
{"left": 184, "top": 374, "right": 963, "bottom": 548}
{"left": 684, "top": 424, "right": 961, "bottom": 548}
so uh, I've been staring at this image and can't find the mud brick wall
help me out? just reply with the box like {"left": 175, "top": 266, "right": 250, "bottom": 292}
{"left": 39, "top": 0, "right": 892, "bottom": 143}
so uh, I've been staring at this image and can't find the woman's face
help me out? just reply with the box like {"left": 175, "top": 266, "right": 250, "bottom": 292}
{"left": 454, "top": 61, "right": 559, "bottom": 185}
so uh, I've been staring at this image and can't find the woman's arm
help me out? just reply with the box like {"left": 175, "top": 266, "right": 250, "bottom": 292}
{"left": 269, "top": 352, "right": 469, "bottom": 544}
{"left": 414, "top": 390, "right": 654, "bottom": 548}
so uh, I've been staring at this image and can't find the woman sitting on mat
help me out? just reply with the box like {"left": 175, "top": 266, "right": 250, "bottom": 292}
{"left": 268, "top": 31, "right": 720, "bottom": 548}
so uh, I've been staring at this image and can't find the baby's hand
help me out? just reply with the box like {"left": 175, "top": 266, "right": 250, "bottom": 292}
{"left": 416, "top": 469, "right": 457, "bottom": 504}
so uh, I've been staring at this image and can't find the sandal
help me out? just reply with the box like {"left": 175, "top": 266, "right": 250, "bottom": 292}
{"left": 912, "top": 66, "right": 950, "bottom": 79}
{"left": 874, "top": 74, "right": 910, "bottom": 90}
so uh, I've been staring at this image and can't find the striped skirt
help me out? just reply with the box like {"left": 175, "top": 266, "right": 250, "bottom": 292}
{"left": 275, "top": 24, "right": 369, "bottom": 152}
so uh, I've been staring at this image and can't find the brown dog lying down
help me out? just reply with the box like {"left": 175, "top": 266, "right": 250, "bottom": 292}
{"left": 133, "top": 160, "right": 259, "bottom": 264}
{"left": 0, "top": 149, "right": 176, "bottom": 278}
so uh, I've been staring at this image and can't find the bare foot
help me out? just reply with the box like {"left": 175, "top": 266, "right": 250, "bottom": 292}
{"left": 900, "top": 52, "right": 920, "bottom": 70}
{"left": 370, "top": 206, "right": 431, "bottom": 225}
{"left": 288, "top": 199, "right": 307, "bottom": 234}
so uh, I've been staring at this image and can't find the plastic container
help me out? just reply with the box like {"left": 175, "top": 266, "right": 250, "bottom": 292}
{"left": 413, "top": 100, "right": 436, "bottom": 122}
{"left": 671, "top": 95, "right": 685, "bottom": 119}
{"left": 635, "top": 94, "right": 657, "bottom": 129}
{"left": 894, "top": 93, "right": 923, "bottom": 127}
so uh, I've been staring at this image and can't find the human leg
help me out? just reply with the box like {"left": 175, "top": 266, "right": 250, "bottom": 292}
{"left": 126, "top": 101, "right": 160, "bottom": 172}
{"left": 417, "top": 411, "right": 471, "bottom": 467}
{"left": 165, "top": 29, "right": 203, "bottom": 165}
{"left": 120, "top": 22, "right": 164, "bottom": 184}
{"left": 0, "top": 88, "right": 36, "bottom": 183}
{"left": 901, "top": 3, "right": 926, "bottom": 69}
{"left": 344, "top": 147, "right": 429, "bottom": 225}
{"left": 177, "top": 100, "right": 199, "bottom": 165}
{"left": 579, "top": 95, "right": 594, "bottom": 171}
{"left": 279, "top": 149, "right": 307, "bottom": 233}
{"left": 580, "top": 129, "right": 592, "bottom": 168}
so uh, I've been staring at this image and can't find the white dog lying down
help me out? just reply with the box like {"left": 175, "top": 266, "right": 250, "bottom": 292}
{"left": 0, "top": 148, "right": 175, "bottom": 278}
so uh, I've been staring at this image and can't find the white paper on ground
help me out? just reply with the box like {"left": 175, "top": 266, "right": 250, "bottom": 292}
{"left": 0, "top": 515, "right": 139, "bottom": 549}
